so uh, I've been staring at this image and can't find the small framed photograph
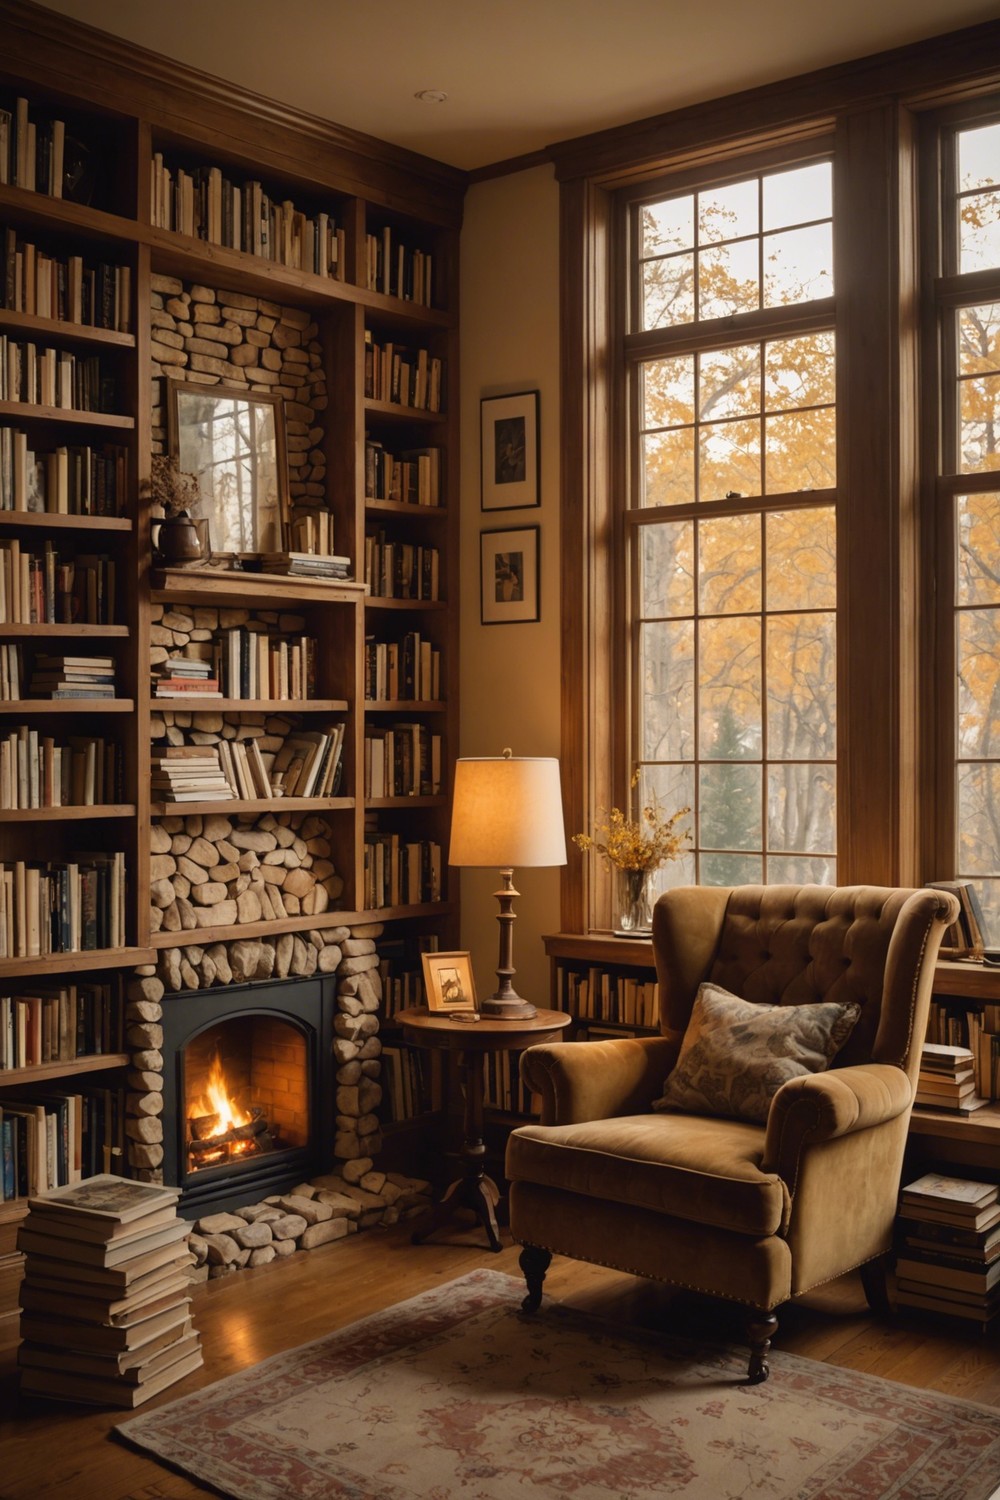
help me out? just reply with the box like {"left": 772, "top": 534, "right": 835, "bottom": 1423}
{"left": 422, "top": 951, "right": 478, "bottom": 1013}
{"left": 480, "top": 526, "right": 540, "bottom": 625}
{"left": 481, "top": 390, "right": 539, "bottom": 510}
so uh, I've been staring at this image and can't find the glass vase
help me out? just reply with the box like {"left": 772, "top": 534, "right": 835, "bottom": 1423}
{"left": 614, "top": 867, "right": 654, "bottom": 935}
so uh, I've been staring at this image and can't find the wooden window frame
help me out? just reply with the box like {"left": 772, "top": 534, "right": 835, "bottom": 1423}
{"left": 553, "top": 25, "right": 1000, "bottom": 934}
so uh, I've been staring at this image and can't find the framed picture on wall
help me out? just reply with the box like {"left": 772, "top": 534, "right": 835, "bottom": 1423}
{"left": 480, "top": 390, "right": 539, "bottom": 510}
{"left": 480, "top": 526, "right": 540, "bottom": 625}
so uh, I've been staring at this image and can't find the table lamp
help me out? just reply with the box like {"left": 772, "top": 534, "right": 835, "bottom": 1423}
{"left": 448, "top": 749, "right": 566, "bottom": 1020}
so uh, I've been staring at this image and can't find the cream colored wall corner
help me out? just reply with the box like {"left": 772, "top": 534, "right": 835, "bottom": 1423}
{"left": 458, "top": 165, "right": 562, "bottom": 1007}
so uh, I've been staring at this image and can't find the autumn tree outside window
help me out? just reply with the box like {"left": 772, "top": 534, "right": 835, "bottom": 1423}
{"left": 624, "top": 152, "right": 837, "bottom": 898}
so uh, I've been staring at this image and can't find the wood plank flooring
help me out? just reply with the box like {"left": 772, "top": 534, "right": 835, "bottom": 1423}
{"left": 2, "top": 1222, "right": 1000, "bottom": 1500}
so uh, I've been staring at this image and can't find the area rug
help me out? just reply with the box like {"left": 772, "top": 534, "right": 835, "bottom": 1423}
{"left": 115, "top": 1268, "right": 1000, "bottom": 1500}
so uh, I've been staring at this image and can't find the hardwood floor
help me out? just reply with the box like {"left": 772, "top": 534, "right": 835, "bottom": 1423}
{"left": 2, "top": 1222, "right": 1000, "bottom": 1500}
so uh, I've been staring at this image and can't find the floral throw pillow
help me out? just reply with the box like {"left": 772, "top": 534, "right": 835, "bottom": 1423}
{"left": 652, "top": 982, "right": 861, "bottom": 1124}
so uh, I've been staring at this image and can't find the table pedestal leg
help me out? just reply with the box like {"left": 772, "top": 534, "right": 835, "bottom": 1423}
{"left": 411, "top": 1049, "right": 503, "bottom": 1253}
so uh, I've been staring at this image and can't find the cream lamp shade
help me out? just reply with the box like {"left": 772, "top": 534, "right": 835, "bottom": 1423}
{"left": 448, "top": 755, "right": 567, "bottom": 870}
{"left": 448, "top": 751, "right": 566, "bottom": 1019}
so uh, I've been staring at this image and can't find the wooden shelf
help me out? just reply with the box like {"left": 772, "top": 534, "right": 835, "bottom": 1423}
{"left": 0, "top": 513, "right": 131, "bottom": 532}
{"left": 365, "top": 500, "right": 446, "bottom": 520}
{"left": 0, "top": 947, "right": 153, "bottom": 978}
{"left": 366, "top": 699, "right": 445, "bottom": 712}
{"left": 151, "top": 697, "right": 347, "bottom": 713}
{"left": 0, "top": 1052, "right": 129, "bottom": 1086}
{"left": 0, "top": 183, "right": 139, "bottom": 248}
{"left": 909, "top": 1101, "right": 1000, "bottom": 1147}
{"left": 543, "top": 931, "right": 656, "bottom": 968}
{"left": 932, "top": 959, "right": 1000, "bottom": 1001}
{"left": 364, "top": 399, "right": 445, "bottom": 425}
{"left": 151, "top": 911, "right": 361, "bottom": 949}
{"left": 0, "top": 308, "right": 134, "bottom": 348}
{"left": 0, "top": 804, "right": 134, "bottom": 822}
{"left": 0, "top": 401, "right": 134, "bottom": 429}
{"left": 151, "top": 567, "right": 368, "bottom": 606}
{"left": 151, "top": 796, "right": 354, "bottom": 816}
{"left": 0, "top": 699, "right": 134, "bottom": 714}
{"left": 0, "top": 624, "right": 129, "bottom": 637}
{"left": 366, "top": 795, "right": 446, "bottom": 809}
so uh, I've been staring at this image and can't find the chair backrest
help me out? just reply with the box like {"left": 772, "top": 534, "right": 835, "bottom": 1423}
{"left": 652, "top": 884, "right": 961, "bottom": 1081}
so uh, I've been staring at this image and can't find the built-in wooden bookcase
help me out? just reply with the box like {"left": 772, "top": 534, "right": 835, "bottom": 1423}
{"left": 0, "top": 0, "right": 464, "bottom": 1239}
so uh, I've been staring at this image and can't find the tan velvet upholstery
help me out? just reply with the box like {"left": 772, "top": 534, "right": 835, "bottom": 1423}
{"left": 507, "top": 883, "right": 960, "bottom": 1369}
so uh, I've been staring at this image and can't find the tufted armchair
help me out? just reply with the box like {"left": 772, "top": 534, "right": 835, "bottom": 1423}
{"left": 506, "top": 884, "right": 960, "bottom": 1382}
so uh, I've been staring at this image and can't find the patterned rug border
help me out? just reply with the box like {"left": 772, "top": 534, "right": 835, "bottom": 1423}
{"left": 114, "top": 1268, "right": 1000, "bottom": 1500}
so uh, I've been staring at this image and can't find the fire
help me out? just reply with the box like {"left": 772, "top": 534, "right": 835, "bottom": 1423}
{"left": 196, "top": 1051, "right": 252, "bottom": 1135}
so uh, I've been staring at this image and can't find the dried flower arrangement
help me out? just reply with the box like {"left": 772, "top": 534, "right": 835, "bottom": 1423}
{"left": 148, "top": 454, "right": 202, "bottom": 518}
{"left": 574, "top": 772, "right": 691, "bottom": 873}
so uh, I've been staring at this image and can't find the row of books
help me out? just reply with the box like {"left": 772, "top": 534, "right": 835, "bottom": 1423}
{"left": 17, "top": 1176, "right": 203, "bottom": 1407}
{"left": 365, "top": 631, "right": 442, "bottom": 703}
{"left": 362, "top": 834, "right": 441, "bottom": 909}
{"left": 483, "top": 1049, "right": 540, "bottom": 1118}
{"left": 364, "top": 723, "right": 442, "bottom": 799}
{"left": 924, "top": 1000, "right": 1000, "bottom": 1102}
{"left": 0, "top": 648, "right": 119, "bottom": 702}
{"left": 1, "top": 227, "right": 132, "bottom": 332}
{"left": 364, "top": 532, "right": 440, "bottom": 600}
{"left": 927, "top": 878, "right": 988, "bottom": 958}
{"left": 379, "top": 1046, "right": 437, "bottom": 1122}
{"left": 364, "top": 439, "right": 441, "bottom": 507}
{"left": 0, "top": 851, "right": 126, "bottom": 957}
{"left": 150, "top": 153, "right": 345, "bottom": 280}
{"left": 0, "top": 429, "right": 129, "bottom": 516}
{"left": 0, "top": 727, "right": 122, "bottom": 810}
{"left": 914, "top": 1041, "right": 989, "bottom": 1114}
{"left": 555, "top": 963, "right": 660, "bottom": 1030}
{"left": 0, "top": 541, "right": 117, "bottom": 625}
{"left": 1, "top": 1086, "right": 125, "bottom": 1200}
{"left": 285, "top": 510, "right": 336, "bottom": 556}
{"left": 0, "top": 980, "right": 122, "bottom": 1070}
{"left": 0, "top": 98, "right": 67, "bottom": 197}
{"left": 220, "top": 629, "right": 317, "bottom": 701}
{"left": 0, "top": 336, "right": 115, "bottom": 413}
{"left": 151, "top": 724, "right": 346, "bottom": 804}
{"left": 365, "top": 227, "right": 434, "bottom": 307}
{"left": 29, "top": 653, "right": 116, "bottom": 701}
{"left": 896, "top": 1172, "right": 1000, "bottom": 1328}
{"left": 363, "top": 333, "right": 443, "bottom": 412}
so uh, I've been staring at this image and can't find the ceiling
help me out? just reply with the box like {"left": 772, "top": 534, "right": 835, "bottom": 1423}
{"left": 37, "top": 0, "right": 1000, "bottom": 172}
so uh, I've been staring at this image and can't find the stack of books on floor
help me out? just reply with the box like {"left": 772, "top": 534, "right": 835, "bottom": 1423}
{"left": 259, "top": 551, "right": 352, "bottom": 580}
{"left": 29, "top": 654, "right": 115, "bottom": 700}
{"left": 154, "top": 655, "right": 221, "bottom": 698}
{"left": 151, "top": 745, "right": 234, "bottom": 802}
{"left": 16, "top": 1173, "right": 202, "bottom": 1407}
{"left": 896, "top": 1172, "right": 1000, "bottom": 1328}
{"left": 913, "top": 1042, "right": 989, "bottom": 1113}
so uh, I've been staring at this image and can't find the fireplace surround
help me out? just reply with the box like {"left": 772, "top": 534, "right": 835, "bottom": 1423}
{"left": 159, "top": 974, "right": 336, "bottom": 1218}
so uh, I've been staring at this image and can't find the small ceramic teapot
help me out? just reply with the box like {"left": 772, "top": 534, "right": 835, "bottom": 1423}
{"left": 154, "top": 510, "right": 206, "bottom": 566}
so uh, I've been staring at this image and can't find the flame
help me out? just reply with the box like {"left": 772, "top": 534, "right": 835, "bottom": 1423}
{"left": 191, "top": 1050, "right": 252, "bottom": 1137}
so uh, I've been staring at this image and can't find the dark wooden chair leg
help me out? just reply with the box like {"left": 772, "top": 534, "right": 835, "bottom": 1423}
{"left": 860, "top": 1252, "right": 892, "bottom": 1318}
{"left": 519, "top": 1245, "right": 552, "bottom": 1313}
{"left": 745, "top": 1311, "right": 778, "bottom": 1384}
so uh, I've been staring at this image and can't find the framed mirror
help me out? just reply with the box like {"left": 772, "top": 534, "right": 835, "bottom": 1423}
{"left": 168, "top": 381, "right": 290, "bottom": 559}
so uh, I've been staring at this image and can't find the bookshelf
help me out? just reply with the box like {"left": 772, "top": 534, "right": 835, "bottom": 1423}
{"left": 0, "top": 0, "right": 463, "bottom": 1249}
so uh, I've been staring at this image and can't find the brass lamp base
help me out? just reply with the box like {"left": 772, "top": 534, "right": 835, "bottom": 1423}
{"left": 480, "top": 992, "right": 537, "bottom": 1021}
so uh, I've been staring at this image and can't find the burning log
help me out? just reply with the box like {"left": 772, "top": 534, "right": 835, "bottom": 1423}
{"left": 187, "top": 1107, "right": 270, "bottom": 1155}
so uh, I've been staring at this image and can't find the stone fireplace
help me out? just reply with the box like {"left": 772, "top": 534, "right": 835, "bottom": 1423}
{"left": 159, "top": 973, "right": 336, "bottom": 1218}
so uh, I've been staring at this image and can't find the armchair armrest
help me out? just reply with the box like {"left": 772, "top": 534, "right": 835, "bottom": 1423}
{"left": 520, "top": 1035, "right": 679, "bottom": 1126}
{"left": 762, "top": 1063, "right": 913, "bottom": 1189}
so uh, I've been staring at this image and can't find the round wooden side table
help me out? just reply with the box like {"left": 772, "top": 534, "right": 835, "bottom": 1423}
{"left": 398, "top": 1006, "right": 572, "bottom": 1252}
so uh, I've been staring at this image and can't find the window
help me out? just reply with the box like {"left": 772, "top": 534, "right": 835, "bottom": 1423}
{"left": 624, "top": 155, "right": 837, "bottom": 895}
{"left": 936, "top": 117, "right": 1000, "bottom": 937}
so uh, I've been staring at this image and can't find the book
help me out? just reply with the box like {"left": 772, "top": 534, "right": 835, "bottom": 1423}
{"left": 18, "top": 1322, "right": 196, "bottom": 1382}
{"left": 26, "top": 1173, "right": 179, "bottom": 1224}
{"left": 16, "top": 1215, "right": 188, "bottom": 1267}
{"left": 899, "top": 1174, "right": 998, "bottom": 1213}
{"left": 18, "top": 1344, "right": 203, "bottom": 1406}
{"left": 19, "top": 1272, "right": 192, "bottom": 1325}
{"left": 895, "top": 1254, "right": 1000, "bottom": 1294}
{"left": 18, "top": 1302, "right": 193, "bottom": 1354}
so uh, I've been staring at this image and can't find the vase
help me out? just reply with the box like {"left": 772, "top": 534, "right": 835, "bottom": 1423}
{"left": 614, "top": 868, "right": 654, "bottom": 936}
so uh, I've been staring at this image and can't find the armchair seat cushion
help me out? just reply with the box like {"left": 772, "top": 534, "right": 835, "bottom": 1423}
{"left": 507, "top": 1112, "right": 790, "bottom": 1238}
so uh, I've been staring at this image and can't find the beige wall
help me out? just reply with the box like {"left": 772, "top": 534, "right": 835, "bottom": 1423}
{"left": 458, "top": 164, "right": 562, "bottom": 1006}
